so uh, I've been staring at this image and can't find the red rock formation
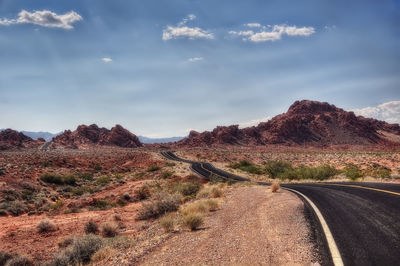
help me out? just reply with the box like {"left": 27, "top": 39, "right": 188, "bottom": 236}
{"left": 0, "top": 129, "right": 44, "bottom": 149}
{"left": 178, "top": 100, "right": 400, "bottom": 147}
{"left": 51, "top": 124, "right": 142, "bottom": 149}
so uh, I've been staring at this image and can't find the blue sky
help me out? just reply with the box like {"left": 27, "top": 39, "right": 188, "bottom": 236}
{"left": 0, "top": 0, "right": 399, "bottom": 137}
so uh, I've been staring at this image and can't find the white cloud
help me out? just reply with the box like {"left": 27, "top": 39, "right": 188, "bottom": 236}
{"left": 239, "top": 116, "right": 271, "bottom": 128}
{"left": 162, "top": 14, "right": 214, "bottom": 40}
{"left": 352, "top": 101, "right": 400, "bottom": 124}
{"left": 245, "top": 23, "right": 261, "bottom": 28}
{"left": 230, "top": 24, "right": 315, "bottom": 42}
{"left": 188, "top": 57, "right": 204, "bottom": 62}
{"left": 101, "top": 57, "right": 112, "bottom": 63}
{"left": 0, "top": 10, "right": 82, "bottom": 29}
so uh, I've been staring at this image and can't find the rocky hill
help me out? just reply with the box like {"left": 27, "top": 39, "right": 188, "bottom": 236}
{"left": 177, "top": 100, "right": 400, "bottom": 147}
{"left": 0, "top": 129, "right": 45, "bottom": 150}
{"left": 51, "top": 124, "right": 142, "bottom": 149}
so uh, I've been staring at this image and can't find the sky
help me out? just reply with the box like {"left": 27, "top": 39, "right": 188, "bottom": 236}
{"left": 0, "top": 0, "right": 399, "bottom": 137}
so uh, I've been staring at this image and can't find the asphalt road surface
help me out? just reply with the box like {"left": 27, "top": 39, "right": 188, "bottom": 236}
{"left": 161, "top": 151, "right": 400, "bottom": 265}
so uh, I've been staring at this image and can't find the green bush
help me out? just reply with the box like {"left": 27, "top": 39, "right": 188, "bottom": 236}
{"left": 161, "top": 171, "right": 173, "bottom": 179}
{"left": 147, "top": 165, "right": 161, "bottom": 172}
{"left": 170, "top": 181, "right": 201, "bottom": 197}
{"left": 264, "top": 160, "right": 293, "bottom": 178}
{"left": 230, "top": 160, "right": 263, "bottom": 174}
{"left": 344, "top": 164, "right": 364, "bottom": 181}
{"left": 40, "top": 174, "right": 76, "bottom": 185}
{"left": 95, "top": 176, "right": 112, "bottom": 186}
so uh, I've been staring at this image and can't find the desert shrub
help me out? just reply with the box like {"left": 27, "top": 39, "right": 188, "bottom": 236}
{"left": 49, "top": 199, "right": 65, "bottom": 211}
{"left": 344, "top": 164, "right": 364, "bottom": 181}
{"left": 264, "top": 160, "right": 293, "bottom": 178}
{"left": 122, "top": 193, "right": 131, "bottom": 201}
{"left": 161, "top": 171, "right": 173, "bottom": 179}
{"left": 0, "top": 200, "right": 28, "bottom": 216}
{"left": 37, "top": 219, "right": 57, "bottom": 233}
{"left": 165, "top": 162, "right": 176, "bottom": 167}
{"left": 209, "top": 174, "right": 226, "bottom": 184}
{"left": 137, "top": 192, "right": 181, "bottom": 220}
{"left": 210, "top": 186, "right": 223, "bottom": 198}
{"left": 0, "top": 251, "right": 13, "bottom": 266}
{"left": 58, "top": 236, "right": 75, "bottom": 248}
{"left": 51, "top": 234, "right": 103, "bottom": 266}
{"left": 182, "top": 213, "right": 204, "bottom": 231}
{"left": 93, "top": 164, "right": 102, "bottom": 171}
{"left": 90, "top": 246, "right": 116, "bottom": 264}
{"left": 3, "top": 254, "right": 33, "bottom": 266}
{"left": 159, "top": 214, "right": 175, "bottom": 232}
{"left": 170, "top": 181, "right": 201, "bottom": 197}
{"left": 204, "top": 199, "right": 219, "bottom": 211}
{"left": 40, "top": 174, "right": 76, "bottom": 185}
{"left": 196, "top": 187, "right": 210, "bottom": 198}
{"left": 95, "top": 176, "right": 112, "bottom": 186}
{"left": 91, "top": 200, "right": 115, "bottom": 210}
{"left": 101, "top": 222, "right": 119, "bottom": 237}
{"left": 133, "top": 185, "right": 151, "bottom": 200}
{"left": 271, "top": 183, "right": 280, "bottom": 193}
{"left": 78, "top": 173, "right": 93, "bottom": 181}
{"left": 84, "top": 220, "right": 99, "bottom": 234}
{"left": 180, "top": 201, "right": 208, "bottom": 216}
{"left": 106, "top": 236, "right": 136, "bottom": 250}
{"left": 368, "top": 164, "right": 392, "bottom": 179}
{"left": 71, "top": 185, "right": 94, "bottom": 196}
{"left": 0, "top": 210, "right": 7, "bottom": 216}
{"left": 230, "top": 160, "right": 263, "bottom": 174}
{"left": 147, "top": 165, "right": 161, "bottom": 172}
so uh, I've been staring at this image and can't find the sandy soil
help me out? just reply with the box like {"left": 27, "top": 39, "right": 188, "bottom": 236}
{"left": 138, "top": 186, "right": 320, "bottom": 265}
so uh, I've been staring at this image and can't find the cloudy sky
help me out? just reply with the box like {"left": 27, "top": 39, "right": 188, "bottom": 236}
{"left": 0, "top": 0, "right": 399, "bottom": 137}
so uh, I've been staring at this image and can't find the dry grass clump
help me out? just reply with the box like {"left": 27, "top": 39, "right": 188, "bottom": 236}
{"left": 84, "top": 220, "right": 99, "bottom": 234}
{"left": 0, "top": 250, "right": 13, "bottom": 265}
{"left": 101, "top": 222, "right": 119, "bottom": 238}
{"left": 197, "top": 185, "right": 224, "bottom": 199}
{"left": 90, "top": 246, "right": 117, "bottom": 264}
{"left": 133, "top": 185, "right": 151, "bottom": 200}
{"left": 271, "top": 183, "right": 280, "bottom": 193}
{"left": 137, "top": 192, "right": 181, "bottom": 220}
{"left": 37, "top": 219, "right": 57, "bottom": 233}
{"left": 159, "top": 214, "right": 176, "bottom": 232}
{"left": 58, "top": 236, "right": 75, "bottom": 248}
{"left": 182, "top": 213, "right": 204, "bottom": 231}
{"left": 181, "top": 199, "right": 219, "bottom": 216}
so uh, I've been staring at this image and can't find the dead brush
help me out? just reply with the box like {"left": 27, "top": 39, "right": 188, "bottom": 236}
{"left": 271, "top": 183, "right": 280, "bottom": 193}
{"left": 37, "top": 219, "right": 57, "bottom": 233}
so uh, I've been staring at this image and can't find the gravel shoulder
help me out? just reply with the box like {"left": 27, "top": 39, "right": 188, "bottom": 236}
{"left": 139, "top": 185, "right": 320, "bottom": 265}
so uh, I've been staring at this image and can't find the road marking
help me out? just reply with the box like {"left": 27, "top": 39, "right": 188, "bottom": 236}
{"left": 284, "top": 188, "right": 344, "bottom": 266}
{"left": 321, "top": 183, "right": 400, "bottom": 196}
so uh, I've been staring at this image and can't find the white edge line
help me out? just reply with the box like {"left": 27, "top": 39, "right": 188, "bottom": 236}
{"left": 284, "top": 187, "right": 344, "bottom": 266}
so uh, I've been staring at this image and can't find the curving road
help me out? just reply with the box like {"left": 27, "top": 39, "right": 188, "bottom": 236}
{"left": 161, "top": 151, "right": 400, "bottom": 266}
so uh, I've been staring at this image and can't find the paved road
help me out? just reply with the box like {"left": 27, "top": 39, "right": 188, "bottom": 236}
{"left": 161, "top": 151, "right": 400, "bottom": 265}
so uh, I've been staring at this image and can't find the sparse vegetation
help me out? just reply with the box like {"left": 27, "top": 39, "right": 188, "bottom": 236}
{"left": 134, "top": 185, "right": 152, "bottom": 200}
{"left": 3, "top": 254, "right": 33, "bottom": 266}
{"left": 344, "top": 163, "right": 364, "bottom": 181}
{"left": 230, "top": 160, "right": 263, "bottom": 174}
{"left": 101, "top": 222, "right": 119, "bottom": 238}
{"left": 40, "top": 174, "right": 76, "bottom": 185}
{"left": 147, "top": 165, "right": 161, "bottom": 172}
{"left": 159, "top": 214, "right": 176, "bottom": 232}
{"left": 84, "top": 220, "right": 99, "bottom": 234}
{"left": 51, "top": 234, "right": 103, "bottom": 265}
{"left": 37, "top": 219, "right": 57, "bottom": 233}
{"left": 271, "top": 183, "right": 280, "bottom": 192}
{"left": 137, "top": 192, "right": 181, "bottom": 220}
{"left": 182, "top": 213, "right": 204, "bottom": 231}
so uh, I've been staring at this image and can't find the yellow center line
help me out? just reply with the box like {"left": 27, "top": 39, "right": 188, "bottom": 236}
{"left": 320, "top": 183, "right": 400, "bottom": 196}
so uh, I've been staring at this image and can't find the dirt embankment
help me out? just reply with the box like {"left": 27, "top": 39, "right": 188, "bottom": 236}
{"left": 138, "top": 186, "right": 320, "bottom": 265}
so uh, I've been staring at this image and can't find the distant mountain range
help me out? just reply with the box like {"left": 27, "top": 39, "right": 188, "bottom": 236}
{"left": 138, "top": 136, "right": 184, "bottom": 144}
{"left": 0, "top": 129, "right": 184, "bottom": 144}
